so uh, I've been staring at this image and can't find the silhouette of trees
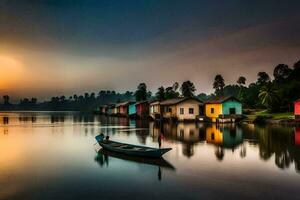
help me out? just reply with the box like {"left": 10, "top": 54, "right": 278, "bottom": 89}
{"left": 156, "top": 86, "right": 165, "bottom": 101}
{"left": 273, "top": 64, "right": 292, "bottom": 82}
{"left": 135, "top": 83, "right": 149, "bottom": 101}
{"left": 3, "top": 95, "right": 10, "bottom": 105}
{"left": 257, "top": 72, "right": 270, "bottom": 85}
{"left": 181, "top": 80, "right": 196, "bottom": 97}
{"left": 213, "top": 75, "right": 225, "bottom": 96}
{"left": 237, "top": 76, "right": 246, "bottom": 86}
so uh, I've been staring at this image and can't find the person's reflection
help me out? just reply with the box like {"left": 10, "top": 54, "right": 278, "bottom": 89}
{"left": 158, "top": 167, "right": 162, "bottom": 181}
{"left": 4, "top": 128, "right": 8, "bottom": 135}
{"left": 240, "top": 145, "right": 246, "bottom": 158}
{"left": 95, "top": 152, "right": 109, "bottom": 167}
{"left": 215, "top": 146, "right": 224, "bottom": 161}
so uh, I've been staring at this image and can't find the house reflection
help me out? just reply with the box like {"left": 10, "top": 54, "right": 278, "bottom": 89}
{"left": 206, "top": 124, "right": 243, "bottom": 160}
{"left": 151, "top": 122, "right": 243, "bottom": 158}
{"left": 151, "top": 122, "right": 204, "bottom": 157}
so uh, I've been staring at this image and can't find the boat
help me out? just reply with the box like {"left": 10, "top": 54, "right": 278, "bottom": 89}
{"left": 95, "top": 135, "right": 172, "bottom": 158}
{"left": 96, "top": 148, "right": 175, "bottom": 170}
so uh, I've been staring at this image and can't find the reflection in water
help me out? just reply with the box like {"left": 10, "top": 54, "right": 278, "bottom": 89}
{"left": 95, "top": 148, "right": 175, "bottom": 181}
{"left": 1, "top": 112, "right": 300, "bottom": 199}
{"left": 151, "top": 122, "right": 243, "bottom": 159}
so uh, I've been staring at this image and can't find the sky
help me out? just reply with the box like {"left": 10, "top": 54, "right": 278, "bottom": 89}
{"left": 1, "top": 0, "right": 300, "bottom": 101}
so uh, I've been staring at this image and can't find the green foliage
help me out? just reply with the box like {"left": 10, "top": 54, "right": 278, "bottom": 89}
{"left": 181, "top": 80, "right": 196, "bottom": 97}
{"left": 258, "top": 85, "right": 280, "bottom": 111}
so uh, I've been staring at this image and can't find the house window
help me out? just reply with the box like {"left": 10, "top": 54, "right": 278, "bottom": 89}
{"left": 164, "top": 106, "right": 168, "bottom": 112}
{"left": 211, "top": 133, "right": 215, "bottom": 140}
{"left": 180, "top": 108, "right": 184, "bottom": 115}
{"left": 168, "top": 107, "right": 172, "bottom": 112}
{"left": 189, "top": 108, "right": 194, "bottom": 114}
{"left": 211, "top": 108, "right": 214, "bottom": 114}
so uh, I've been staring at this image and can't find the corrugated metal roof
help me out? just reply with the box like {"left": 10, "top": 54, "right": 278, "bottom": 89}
{"left": 205, "top": 96, "right": 241, "bottom": 104}
{"left": 160, "top": 97, "right": 203, "bottom": 105}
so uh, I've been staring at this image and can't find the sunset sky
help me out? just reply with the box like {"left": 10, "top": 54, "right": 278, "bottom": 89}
{"left": 1, "top": 0, "right": 300, "bottom": 101}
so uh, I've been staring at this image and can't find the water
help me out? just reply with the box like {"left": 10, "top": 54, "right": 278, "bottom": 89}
{"left": 0, "top": 112, "right": 300, "bottom": 200}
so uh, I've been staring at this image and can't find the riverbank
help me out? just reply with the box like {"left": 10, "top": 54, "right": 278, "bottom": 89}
{"left": 243, "top": 110, "right": 296, "bottom": 125}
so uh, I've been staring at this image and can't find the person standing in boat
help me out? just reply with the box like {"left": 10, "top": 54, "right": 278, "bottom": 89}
{"left": 158, "top": 133, "right": 164, "bottom": 148}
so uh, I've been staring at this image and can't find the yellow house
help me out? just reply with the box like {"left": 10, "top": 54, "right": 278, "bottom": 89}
{"left": 205, "top": 103, "right": 222, "bottom": 122}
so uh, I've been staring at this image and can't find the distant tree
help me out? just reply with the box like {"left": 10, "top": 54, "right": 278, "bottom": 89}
{"left": 172, "top": 82, "right": 179, "bottom": 91}
{"left": 135, "top": 83, "right": 148, "bottom": 101}
{"left": 60, "top": 96, "right": 66, "bottom": 102}
{"left": 197, "top": 93, "right": 208, "bottom": 101}
{"left": 90, "top": 93, "right": 95, "bottom": 100}
{"left": 237, "top": 76, "right": 246, "bottom": 86}
{"left": 3, "top": 95, "right": 10, "bottom": 105}
{"left": 181, "top": 80, "right": 196, "bottom": 97}
{"left": 257, "top": 72, "right": 270, "bottom": 85}
{"left": 73, "top": 94, "right": 78, "bottom": 102}
{"left": 213, "top": 75, "right": 225, "bottom": 96}
{"left": 293, "top": 60, "right": 300, "bottom": 70}
{"left": 84, "top": 93, "right": 89, "bottom": 100}
{"left": 156, "top": 86, "right": 165, "bottom": 101}
{"left": 78, "top": 95, "right": 84, "bottom": 102}
{"left": 31, "top": 98, "right": 37, "bottom": 104}
{"left": 273, "top": 64, "right": 291, "bottom": 82}
{"left": 147, "top": 91, "right": 152, "bottom": 99}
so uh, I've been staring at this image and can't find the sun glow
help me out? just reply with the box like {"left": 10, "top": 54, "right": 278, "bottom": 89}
{"left": 0, "top": 55, "right": 24, "bottom": 90}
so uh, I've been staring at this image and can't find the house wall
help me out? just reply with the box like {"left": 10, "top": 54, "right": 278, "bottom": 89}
{"left": 295, "top": 101, "right": 300, "bottom": 115}
{"left": 205, "top": 104, "right": 222, "bottom": 122}
{"left": 119, "top": 105, "right": 127, "bottom": 115}
{"left": 150, "top": 104, "right": 160, "bottom": 114}
{"left": 161, "top": 99, "right": 201, "bottom": 120}
{"left": 128, "top": 104, "right": 136, "bottom": 115}
{"left": 162, "top": 104, "right": 177, "bottom": 118}
{"left": 176, "top": 99, "right": 200, "bottom": 120}
{"left": 136, "top": 103, "right": 149, "bottom": 117}
{"left": 222, "top": 100, "right": 242, "bottom": 115}
{"left": 205, "top": 125, "right": 223, "bottom": 145}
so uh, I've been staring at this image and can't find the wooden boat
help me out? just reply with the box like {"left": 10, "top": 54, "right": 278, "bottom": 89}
{"left": 96, "top": 148, "right": 175, "bottom": 170}
{"left": 95, "top": 135, "right": 172, "bottom": 158}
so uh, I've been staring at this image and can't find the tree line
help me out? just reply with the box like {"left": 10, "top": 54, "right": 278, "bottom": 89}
{"left": 1, "top": 59, "right": 299, "bottom": 112}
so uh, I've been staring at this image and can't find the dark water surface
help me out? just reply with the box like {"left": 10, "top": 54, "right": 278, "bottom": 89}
{"left": 1, "top": 112, "right": 300, "bottom": 200}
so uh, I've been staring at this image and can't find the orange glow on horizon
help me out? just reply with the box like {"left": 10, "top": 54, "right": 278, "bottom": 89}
{"left": 0, "top": 55, "right": 24, "bottom": 90}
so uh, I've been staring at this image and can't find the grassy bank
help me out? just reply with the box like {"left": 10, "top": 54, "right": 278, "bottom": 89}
{"left": 244, "top": 109, "right": 294, "bottom": 124}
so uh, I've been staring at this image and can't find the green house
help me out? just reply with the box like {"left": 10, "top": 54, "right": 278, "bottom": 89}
{"left": 221, "top": 96, "right": 242, "bottom": 115}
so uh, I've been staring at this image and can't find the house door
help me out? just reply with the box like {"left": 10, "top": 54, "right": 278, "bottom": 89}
{"left": 229, "top": 108, "right": 236, "bottom": 115}
{"left": 199, "top": 105, "right": 204, "bottom": 116}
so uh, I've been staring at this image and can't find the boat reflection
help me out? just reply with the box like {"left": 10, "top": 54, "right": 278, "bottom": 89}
{"left": 95, "top": 148, "right": 175, "bottom": 181}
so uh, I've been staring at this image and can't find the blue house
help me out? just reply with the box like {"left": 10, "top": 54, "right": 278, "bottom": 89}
{"left": 128, "top": 102, "right": 136, "bottom": 116}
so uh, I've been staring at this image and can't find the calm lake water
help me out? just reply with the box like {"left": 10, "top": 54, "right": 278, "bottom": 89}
{"left": 1, "top": 112, "right": 300, "bottom": 200}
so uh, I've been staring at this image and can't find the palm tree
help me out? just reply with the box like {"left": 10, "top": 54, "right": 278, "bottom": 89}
{"left": 258, "top": 85, "right": 280, "bottom": 110}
